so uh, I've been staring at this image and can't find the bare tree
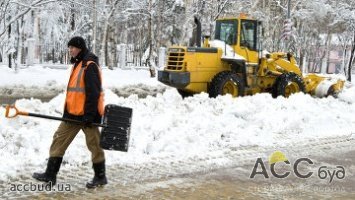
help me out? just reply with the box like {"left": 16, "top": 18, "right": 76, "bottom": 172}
{"left": 99, "top": 0, "right": 120, "bottom": 69}
{"left": 0, "top": 0, "right": 57, "bottom": 40}
{"left": 143, "top": 0, "right": 154, "bottom": 77}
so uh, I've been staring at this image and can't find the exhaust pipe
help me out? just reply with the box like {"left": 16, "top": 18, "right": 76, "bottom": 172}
{"left": 194, "top": 16, "right": 201, "bottom": 47}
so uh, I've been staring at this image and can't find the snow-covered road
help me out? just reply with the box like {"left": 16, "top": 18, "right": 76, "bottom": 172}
{"left": 1, "top": 130, "right": 354, "bottom": 199}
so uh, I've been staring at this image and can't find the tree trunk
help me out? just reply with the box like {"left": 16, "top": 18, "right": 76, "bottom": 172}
{"left": 70, "top": 3, "right": 75, "bottom": 31}
{"left": 16, "top": 17, "right": 25, "bottom": 72}
{"left": 8, "top": 24, "right": 11, "bottom": 69}
{"left": 146, "top": 0, "right": 156, "bottom": 77}
{"left": 105, "top": 25, "right": 110, "bottom": 68}
{"left": 299, "top": 50, "right": 304, "bottom": 72}
{"left": 347, "top": 31, "right": 355, "bottom": 82}
{"left": 92, "top": 0, "right": 97, "bottom": 54}
{"left": 0, "top": 47, "right": 2, "bottom": 62}
{"left": 100, "top": 19, "right": 109, "bottom": 68}
{"left": 8, "top": 54, "right": 12, "bottom": 69}
{"left": 157, "top": 0, "right": 162, "bottom": 48}
{"left": 100, "top": 0, "right": 120, "bottom": 69}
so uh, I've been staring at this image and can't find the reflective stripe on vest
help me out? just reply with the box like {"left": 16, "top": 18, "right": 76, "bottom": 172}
{"left": 65, "top": 61, "right": 104, "bottom": 116}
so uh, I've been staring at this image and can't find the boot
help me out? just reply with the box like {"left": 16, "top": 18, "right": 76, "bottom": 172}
{"left": 32, "top": 157, "right": 62, "bottom": 185}
{"left": 86, "top": 160, "right": 108, "bottom": 188}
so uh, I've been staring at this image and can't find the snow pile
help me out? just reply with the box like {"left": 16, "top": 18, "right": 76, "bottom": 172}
{"left": 0, "top": 65, "right": 71, "bottom": 87}
{"left": 0, "top": 66, "right": 163, "bottom": 98}
{"left": 338, "top": 82, "right": 355, "bottom": 103}
{"left": 0, "top": 65, "right": 161, "bottom": 88}
{"left": 1, "top": 84, "right": 355, "bottom": 181}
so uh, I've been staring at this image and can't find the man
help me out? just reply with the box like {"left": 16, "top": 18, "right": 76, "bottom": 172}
{"left": 32, "top": 36, "right": 107, "bottom": 188}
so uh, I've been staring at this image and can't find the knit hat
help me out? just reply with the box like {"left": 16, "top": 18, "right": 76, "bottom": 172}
{"left": 67, "top": 36, "right": 87, "bottom": 50}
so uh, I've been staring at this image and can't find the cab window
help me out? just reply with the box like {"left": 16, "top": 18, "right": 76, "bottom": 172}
{"left": 240, "top": 20, "right": 257, "bottom": 50}
{"left": 215, "top": 20, "right": 238, "bottom": 45}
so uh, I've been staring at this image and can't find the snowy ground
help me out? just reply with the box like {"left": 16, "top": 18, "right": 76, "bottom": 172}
{"left": 1, "top": 65, "right": 355, "bottom": 198}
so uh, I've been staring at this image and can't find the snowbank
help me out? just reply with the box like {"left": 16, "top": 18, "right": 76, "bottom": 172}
{"left": 0, "top": 65, "right": 159, "bottom": 87}
{"left": 0, "top": 65, "right": 164, "bottom": 99}
{"left": 1, "top": 84, "right": 355, "bottom": 181}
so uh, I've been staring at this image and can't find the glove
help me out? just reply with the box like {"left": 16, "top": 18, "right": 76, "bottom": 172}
{"left": 82, "top": 116, "right": 94, "bottom": 127}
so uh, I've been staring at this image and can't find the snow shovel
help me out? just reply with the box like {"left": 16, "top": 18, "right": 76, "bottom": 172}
{"left": 5, "top": 104, "right": 132, "bottom": 152}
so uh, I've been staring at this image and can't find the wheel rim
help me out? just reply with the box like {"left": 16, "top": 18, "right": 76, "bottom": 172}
{"left": 222, "top": 80, "right": 239, "bottom": 97}
{"left": 285, "top": 82, "right": 300, "bottom": 97}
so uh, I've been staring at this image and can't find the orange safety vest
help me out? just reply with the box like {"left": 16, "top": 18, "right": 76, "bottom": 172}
{"left": 65, "top": 61, "right": 104, "bottom": 116}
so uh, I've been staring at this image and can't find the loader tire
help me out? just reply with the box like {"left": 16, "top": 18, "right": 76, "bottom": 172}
{"left": 208, "top": 71, "right": 245, "bottom": 98}
{"left": 272, "top": 72, "right": 305, "bottom": 98}
{"left": 177, "top": 89, "right": 193, "bottom": 98}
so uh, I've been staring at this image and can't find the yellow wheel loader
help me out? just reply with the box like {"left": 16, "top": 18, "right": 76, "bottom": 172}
{"left": 158, "top": 15, "right": 345, "bottom": 98}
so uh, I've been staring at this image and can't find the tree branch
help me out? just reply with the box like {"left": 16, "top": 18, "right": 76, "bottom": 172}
{"left": 213, "top": 0, "right": 230, "bottom": 21}
{"left": 0, "top": 0, "right": 54, "bottom": 39}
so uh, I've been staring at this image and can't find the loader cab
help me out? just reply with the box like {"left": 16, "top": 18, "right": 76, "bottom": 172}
{"left": 214, "top": 17, "right": 260, "bottom": 64}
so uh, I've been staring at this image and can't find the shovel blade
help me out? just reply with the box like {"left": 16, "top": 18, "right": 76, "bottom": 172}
{"left": 100, "top": 104, "right": 133, "bottom": 152}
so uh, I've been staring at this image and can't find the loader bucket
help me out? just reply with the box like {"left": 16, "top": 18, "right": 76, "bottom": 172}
{"left": 304, "top": 74, "right": 345, "bottom": 97}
